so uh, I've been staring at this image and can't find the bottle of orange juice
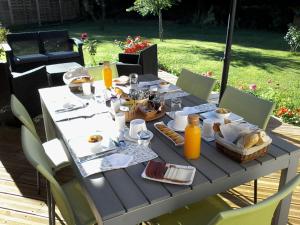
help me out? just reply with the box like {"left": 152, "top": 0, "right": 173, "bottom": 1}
{"left": 102, "top": 61, "right": 112, "bottom": 89}
{"left": 184, "top": 114, "right": 201, "bottom": 159}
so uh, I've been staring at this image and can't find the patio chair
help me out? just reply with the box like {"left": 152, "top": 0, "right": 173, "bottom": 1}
{"left": 219, "top": 86, "right": 275, "bottom": 130}
{"left": 10, "top": 66, "right": 49, "bottom": 117}
{"left": 11, "top": 94, "right": 69, "bottom": 193}
{"left": 176, "top": 68, "right": 216, "bottom": 101}
{"left": 148, "top": 174, "right": 300, "bottom": 225}
{"left": 116, "top": 44, "right": 158, "bottom": 76}
{"left": 219, "top": 86, "right": 275, "bottom": 204}
{"left": 21, "top": 126, "right": 97, "bottom": 225}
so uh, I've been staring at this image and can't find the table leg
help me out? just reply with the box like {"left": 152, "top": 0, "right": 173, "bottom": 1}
{"left": 273, "top": 157, "right": 299, "bottom": 225}
{"left": 40, "top": 97, "right": 57, "bottom": 141}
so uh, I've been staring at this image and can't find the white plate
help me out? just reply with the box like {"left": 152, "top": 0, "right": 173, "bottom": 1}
{"left": 68, "top": 132, "right": 116, "bottom": 158}
{"left": 124, "top": 129, "right": 154, "bottom": 142}
{"left": 141, "top": 162, "right": 196, "bottom": 186}
{"left": 200, "top": 111, "right": 243, "bottom": 122}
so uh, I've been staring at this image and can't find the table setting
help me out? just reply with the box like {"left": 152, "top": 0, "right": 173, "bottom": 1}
{"left": 38, "top": 73, "right": 300, "bottom": 225}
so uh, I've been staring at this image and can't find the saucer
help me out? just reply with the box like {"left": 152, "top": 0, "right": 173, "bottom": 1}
{"left": 124, "top": 129, "right": 154, "bottom": 142}
{"left": 167, "top": 120, "right": 186, "bottom": 132}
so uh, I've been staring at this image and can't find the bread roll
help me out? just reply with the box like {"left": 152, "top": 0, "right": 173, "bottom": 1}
{"left": 257, "top": 131, "right": 268, "bottom": 145}
{"left": 237, "top": 132, "right": 259, "bottom": 149}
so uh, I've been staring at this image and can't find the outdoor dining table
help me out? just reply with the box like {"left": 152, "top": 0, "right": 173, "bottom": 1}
{"left": 39, "top": 74, "right": 300, "bottom": 225}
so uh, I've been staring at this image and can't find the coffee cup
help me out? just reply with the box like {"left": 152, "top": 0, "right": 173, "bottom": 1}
{"left": 129, "top": 119, "right": 147, "bottom": 139}
{"left": 174, "top": 111, "right": 188, "bottom": 130}
{"left": 82, "top": 83, "right": 91, "bottom": 95}
{"left": 202, "top": 119, "right": 215, "bottom": 138}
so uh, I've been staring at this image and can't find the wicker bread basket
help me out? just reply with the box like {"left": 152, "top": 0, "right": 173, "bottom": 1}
{"left": 215, "top": 132, "right": 272, "bottom": 163}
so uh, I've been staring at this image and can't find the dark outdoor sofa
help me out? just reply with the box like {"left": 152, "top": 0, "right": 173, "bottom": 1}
{"left": 4, "top": 30, "right": 84, "bottom": 72}
{"left": 116, "top": 44, "right": 158, "bottom": 76}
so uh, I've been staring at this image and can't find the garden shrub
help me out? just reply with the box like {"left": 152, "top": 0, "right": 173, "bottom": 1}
{"left": 284, "top": 24, "right": 300, "bottom": 52}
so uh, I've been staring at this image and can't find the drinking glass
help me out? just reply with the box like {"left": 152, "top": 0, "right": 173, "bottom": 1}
{"left": 115, "top": 112, "right": 126, "bottom": 131}
{"left": 129, "top": 73, "right": 139, "bottom": 88}
{"left": 171, "top": 97, "right": 182, "bottom": 118}
{"left": 137, "top": 130, "right": 151, "bottom": 147}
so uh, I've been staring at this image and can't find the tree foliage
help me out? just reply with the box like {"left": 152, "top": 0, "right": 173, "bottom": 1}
{"left": 127, "top": 0, "right": 178, "bottom": 41}
{"left": 0, "top": 23, "right": 8, "bottom": 57}
{"left": 127, "top": 0, "right": 175, "bottom": 16}
{"left": 284, "top": 24, "right": 300, "bottom": 52}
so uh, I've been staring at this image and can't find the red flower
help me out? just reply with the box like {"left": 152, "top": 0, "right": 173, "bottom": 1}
{"left": 276, "top": 107, "right": 289, "bottom": 117}
{"left": 249, "top": 84, "right": 257, "bottom": 91}
{"left": 81, "top": 32, "right": 88, "bottom": 40}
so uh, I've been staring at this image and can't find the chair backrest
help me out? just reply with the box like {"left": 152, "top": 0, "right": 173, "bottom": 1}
{"left": 6, "top": 32, "right": 40, "bottom": 56}
{"left": 209, "top": 174, "right": 300, "bottom": 225}
{"left": 11, "top": 94, "right": 39, "bottom": 139}
{"left": 21, "top": 126, "right": 77, "bottom": 225}
{"left": 138, "top": 44, "right": 158, "bottom": 76}
{"left": 88, "top": 63, "right": 118, "bottom": 81}
{"left": 10, "top": 66, "right": 48, "bottom": 117}
{"left": 219, "top": 86, "right": 275, "bottom": 129}
{"left": 39, "top": 30, "right": 71, "bottom": 53}
{"left": 176, "top": 68, "right": 216, "bottom": 101}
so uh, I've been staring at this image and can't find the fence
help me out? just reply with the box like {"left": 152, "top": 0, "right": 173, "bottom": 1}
{"left": 0, "top": 0, "right": 80, "bottom": 27}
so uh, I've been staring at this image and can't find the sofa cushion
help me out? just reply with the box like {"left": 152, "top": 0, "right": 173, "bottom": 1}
{"left": 46, "top": 51, "right": 80, "bottom": 60}
{"left": 14, "top": 54, "right": 48, "bottom": 65}
{"left": 7, "top": 32, "right": 40, "bottom": 56}
{"left": 39, "top": 30, "right": 70, "bottom": 52}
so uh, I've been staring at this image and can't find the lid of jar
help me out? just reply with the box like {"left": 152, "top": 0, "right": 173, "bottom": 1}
{"left": 137, "top": 130, "right": 151, "bottom": 140}
{"left": 188, "top": 114, "right": 200, "bottom": 125}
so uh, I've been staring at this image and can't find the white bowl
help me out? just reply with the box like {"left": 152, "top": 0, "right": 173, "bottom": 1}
{"left": 159, "top": 82, "right": 170, "bottom": 89}
{"left": 215, "top": 109, "right": 231, "bottom": 119}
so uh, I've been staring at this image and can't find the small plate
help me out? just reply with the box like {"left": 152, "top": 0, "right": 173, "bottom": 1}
{"left": 200, "top": 111, "right": 243, "bottom": 122}
{"left": 124, "top": 129, "right": 154, "bottom": 142}
{"left": 142, "top": 162, "right": 196, "bottom": 186}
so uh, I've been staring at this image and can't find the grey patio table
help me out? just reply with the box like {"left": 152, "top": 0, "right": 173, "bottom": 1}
{"left": 39, "top": 74, "right": 300, "bottom": 225}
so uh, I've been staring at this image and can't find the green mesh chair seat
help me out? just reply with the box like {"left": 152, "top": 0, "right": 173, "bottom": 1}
{"left": 149, "top": 175, "right": 300, "bottom": 225}
{"left": 219, "top": 86, "right": 275, "bottom": 130}
{"left": 22, "top": 126, "right": 97, "bottom": 225}
{"left": 11, "top": 94, "right": 69, "bottom": 171}
{"left": 176, "top": 69, "right": 216, "bottom": 101}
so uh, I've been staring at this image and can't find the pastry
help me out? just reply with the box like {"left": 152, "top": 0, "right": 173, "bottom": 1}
{"left": 154, "top": 123, "right": 184, "bottom": 145}
{"left": 88, "top": 135, "right": 103, "bottom": 143}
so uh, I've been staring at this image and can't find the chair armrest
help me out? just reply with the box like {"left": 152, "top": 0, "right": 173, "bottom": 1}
{"left": 118, "top": 53, "right": 139, "bottom": 64}
{"left": 11, "top": 66, "right": 46, "bottom": 79}
{"left": 69, "top": 38, "right": 83, "bottom": 46}
{"left": 116, "top": 63, "right": 143, "bottom": 76}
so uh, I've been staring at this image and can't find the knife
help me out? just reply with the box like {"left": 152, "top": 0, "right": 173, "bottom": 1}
{"left": 55, "top": 102, "right": 89, "bottom": 113}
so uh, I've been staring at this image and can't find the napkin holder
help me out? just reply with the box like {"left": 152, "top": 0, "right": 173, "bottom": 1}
{"left": 215, "top": 132, "right": 272, "bottom": 163}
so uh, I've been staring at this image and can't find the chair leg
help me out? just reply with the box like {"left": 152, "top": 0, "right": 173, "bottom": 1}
{"left": 36, "top": 170, "right": 41, "bottom": 195}
{"left": 51, "top": 193, "right": 56, "bottom": 225}
{"left": 254, "top": 179, "right": 258, "bottom": 204}
{"left": 46, "top": 181, "right": 52, "bottom": 225}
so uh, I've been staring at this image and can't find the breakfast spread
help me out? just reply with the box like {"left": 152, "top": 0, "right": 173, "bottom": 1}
{"left": 154, "top": 122, "right": 184, "bottom": 146}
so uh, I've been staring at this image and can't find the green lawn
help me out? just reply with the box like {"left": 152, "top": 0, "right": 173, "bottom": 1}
{"left": 15, "top": 20, "right": 300, "bottom": 124}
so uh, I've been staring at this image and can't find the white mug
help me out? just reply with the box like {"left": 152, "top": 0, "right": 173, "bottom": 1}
{"left": 202, "top": 119, "right": 215, "bottom": 138}
{"left": 82, "top": 83, "right": 91, "bottom": 95}
{"left": 174, "top": 111, "right": 188, "bottom": 131}
{"left": 129, "top": 119, "right": 147, "bottom": 139}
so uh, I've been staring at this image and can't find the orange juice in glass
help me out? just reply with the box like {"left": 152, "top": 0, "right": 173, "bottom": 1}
{"left": 184, "top": 114, "right": 201, "bottom": 159}
{"left": 102, "top": 61, "right": 112, "bottom": 89}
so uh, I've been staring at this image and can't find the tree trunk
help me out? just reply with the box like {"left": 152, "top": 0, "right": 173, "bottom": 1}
{"left": 158, "top": 9, "right": 163, "bottom": 41}
{"left": 100, "top": 0, "right": 106, "bottom": 31}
